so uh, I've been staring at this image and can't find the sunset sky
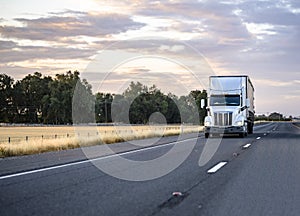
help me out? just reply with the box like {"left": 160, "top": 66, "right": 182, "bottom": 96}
{"left": 0, "top": 0, "right": 299, "bottom": 116}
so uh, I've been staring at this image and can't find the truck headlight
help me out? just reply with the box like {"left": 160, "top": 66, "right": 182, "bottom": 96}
{"left": 236, "top": 121, "right": 243, "bottom": 126}
{"left": 204, "top": 121, "right": 211, "bottom": 126}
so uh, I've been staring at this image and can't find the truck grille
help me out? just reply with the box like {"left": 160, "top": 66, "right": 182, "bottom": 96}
{"left": 214, "top": 112, "right": 233, "bottom": 126}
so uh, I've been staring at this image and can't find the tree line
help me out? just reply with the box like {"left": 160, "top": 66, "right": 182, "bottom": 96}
{"left": 255, "top": 112, "right": 292, "bottom": 121}
{"left": 0, "top": 71, "right": 207, "bottom": 125}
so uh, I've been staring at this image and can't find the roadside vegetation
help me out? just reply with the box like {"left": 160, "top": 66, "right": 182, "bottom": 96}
{"left": 255, "top": 112, "right": 292, "bottom": 121}
{"left": 0, "top": 125, "right": 203, "bottom": 157}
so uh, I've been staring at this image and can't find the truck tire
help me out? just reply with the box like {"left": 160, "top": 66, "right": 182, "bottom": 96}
{"left": 239, "top": 133, "right": 245, "bottom": 138}
{"left": 247, "top": 122, "right": 253, "bottom": 134}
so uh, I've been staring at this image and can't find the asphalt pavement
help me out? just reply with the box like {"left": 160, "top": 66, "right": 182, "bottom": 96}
{"left": 0, "top": 122, "right": 299, "bottom": 216}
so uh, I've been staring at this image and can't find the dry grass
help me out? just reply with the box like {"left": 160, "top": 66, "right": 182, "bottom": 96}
{"left": 0, "top": 125, "right": 203, "bottom": 157}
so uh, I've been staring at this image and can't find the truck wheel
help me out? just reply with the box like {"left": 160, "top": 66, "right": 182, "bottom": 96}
{"left": 205, "top": 133, "right": 209, "bottom": 138}
{"left": 249, "top": 124, "right": 254, "bottom": 134}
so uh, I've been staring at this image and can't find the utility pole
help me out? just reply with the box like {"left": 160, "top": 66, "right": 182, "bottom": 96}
{"left": 105, "top": 99, "right": 108, "bottom": 123}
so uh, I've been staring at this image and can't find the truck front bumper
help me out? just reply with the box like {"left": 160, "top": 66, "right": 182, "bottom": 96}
{"left": 205, "top": 126, "right": 245, "bottom": 134}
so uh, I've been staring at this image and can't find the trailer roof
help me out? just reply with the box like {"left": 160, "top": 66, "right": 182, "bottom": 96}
{"left": 209, "top": 75, "right": 254, "bottom": 90}
{"left": 209, "top": 75, "right": 249, "bottom": 78}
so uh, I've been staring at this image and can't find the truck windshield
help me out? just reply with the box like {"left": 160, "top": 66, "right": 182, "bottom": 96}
{"left": 210, "top": 95, "right": 240, "bottom": 106}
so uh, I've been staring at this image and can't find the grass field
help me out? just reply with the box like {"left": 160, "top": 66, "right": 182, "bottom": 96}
{"left": 0, "top": 125, "right": 203, "bottom": 157}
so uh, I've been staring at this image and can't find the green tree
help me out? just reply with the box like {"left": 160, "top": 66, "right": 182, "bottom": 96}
{"left": 0, "top": 72, "right": 208, "bottom": 125}
{"left": 72, "top": 77, "right": 94, "bottom": 124}
{"left": 0, "top": 74, "right": 14, "bottom": 123}
{"left": 189, "top": 90, "right": 207, "bottom": 124}
{"left": 13, "top": 72, "right": 52, "bottom": 123}
{"left": 123, "top": 83, "right": 167, "bottom": 124}
{"left": 48, "top": 71, "right": 87, "bottom": 124}
{"left": 95, "top": 93, "right": 113, "bottom": 123}
{"left": 164, "top": 93, "right": 180, "bottom": 124}
{"left": 111, "top": 94, "right": 130, "bottom": 123}
{"left": 177, "top": 95, "right": 199, "bottom": 124}
{"left": 123, "top": 81, "right": 148, "bottom": 100}
{"left": 121, "top": 82, "right": 205, "bottom": 124}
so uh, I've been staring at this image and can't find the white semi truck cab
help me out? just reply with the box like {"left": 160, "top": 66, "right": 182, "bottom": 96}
{"left": 202, "top": 76, "right": 255, "bottom": 138}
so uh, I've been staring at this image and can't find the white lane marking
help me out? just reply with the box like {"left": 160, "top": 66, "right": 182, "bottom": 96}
{"left": 256, "top": 137, "right": 261, "bottom": 140}
{"left": 253, "top": 122, "right": 273, "bottom": 128}
{"left": 0, "top": 160, "right": 88, "bottom": 180}
{"left": 0, "top": 137, "right": 198, "bottom": 180}
{"left": 243, "top": 143, "right": 251, "bottom": 149}
{"left": 207, "top": 162, "right": 227, "bottom": 174}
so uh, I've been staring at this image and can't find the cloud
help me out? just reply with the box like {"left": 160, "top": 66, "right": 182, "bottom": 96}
{"left": 0, "top": 10, "right": 146, "bottom": 71}
{"left": 0, "top": 40, "right": 18, "bottom": 49}
{"left": 283, "top": 95, "right": 300, "bottom": 100}
{"left": 0, "top": 65, "right": 40, "bottom": 79}
{"left": 134, "top": 1, "right": 251, "bottom": 41}
{"left": 0, "top": 11, "right": 145, "bottom": 41}
{"left": 254, "top": 79, "right": 295, "bottom": 87}
{"left": 238, "top": 0, "right": 300, "bottom": 26}
{"left": 126, "top": 67, "right": 151, "bottom": 74}
{"left": 0, "top": 40, "right": 97, "bottom": 63}
{"left": 82, "top": 69, "right": 206, "bottom": 96}
{"left": 1, "top": 1, "right": 297, "bottom": 74}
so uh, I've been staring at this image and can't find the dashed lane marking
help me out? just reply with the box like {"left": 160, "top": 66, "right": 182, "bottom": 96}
{"left": 243, "top": 143, "right": 251, "bottom": 149}
{"left": 207, "top": 162, "right": 227, "bottom": 174}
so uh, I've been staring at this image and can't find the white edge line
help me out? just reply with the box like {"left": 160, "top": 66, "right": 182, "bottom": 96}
{"left": 0, "top": 137, "right": 198, "bottom": 180}
{"left": 243, "top": 143, "right": 251, "bottom": 149}
{"left": 207, "top": 161, "right": 227, "bottom": 174}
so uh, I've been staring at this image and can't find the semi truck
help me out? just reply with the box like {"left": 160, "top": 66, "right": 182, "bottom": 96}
{"left": 202, "top": 75, "right": 255, "bottom": 138}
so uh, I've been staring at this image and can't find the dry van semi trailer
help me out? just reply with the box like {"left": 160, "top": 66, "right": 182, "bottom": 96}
{"left": 202, "top": 76, "right": 255, "bottom": 138}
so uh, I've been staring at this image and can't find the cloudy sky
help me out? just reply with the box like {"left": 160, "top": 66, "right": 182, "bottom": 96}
{"left": 0, "top": 0, "right": 299, "bottom": 116}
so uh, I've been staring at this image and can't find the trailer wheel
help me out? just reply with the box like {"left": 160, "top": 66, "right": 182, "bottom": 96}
{"left": 249, "top": 123, "right": 254, "bottom": 134}
{"left": 239, "top": 133, "right": 245, "bottom": 138}
{"left": 247, "top": 122, "right": 253, "bottom": 134}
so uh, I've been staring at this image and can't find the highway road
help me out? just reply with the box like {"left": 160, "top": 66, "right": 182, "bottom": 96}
{"left": 0, "top": 122, "right": 300, "bottom": 216}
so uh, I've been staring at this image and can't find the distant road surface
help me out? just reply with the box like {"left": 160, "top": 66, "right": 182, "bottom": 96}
{"left": 1, "top": 122, "right": 300, "bottom": 216}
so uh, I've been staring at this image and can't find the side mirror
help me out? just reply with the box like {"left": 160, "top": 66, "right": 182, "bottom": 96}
{"left": 200, "top": 99, "right": 206, "bottom": 109}
{"left": 241, "top": 98, "right": 250, "bottom": 111}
